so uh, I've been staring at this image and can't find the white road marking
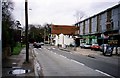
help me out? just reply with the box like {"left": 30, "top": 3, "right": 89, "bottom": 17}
{"left": 52, "top": 48, "right": 55, "bottom": 49}
{"left": 34, "top": 48, "right": 38, "bottom": 55}
{"left": 47, "top": 49, "right": 85, "bottom": 66}
{"left": 54, "top": 52, "right": 57, "bottom": 54}
{"left": 69, "top": 52, "right": 73, "bottom": 54}
{"left": 95, "top": 69, "right": 115, "bottom": 78}
{"left": 43, "top": 48, "right": 46, "bottom": 49}
{"left": 48, "top": 48, "right": 51, "bottom": 49}
{"left": 70, "top": 59, "right": 85, "bottom": 66}
{"left": 59, "top": 55, "right": 67, "bottom": 58}
{"left": 36, "top": 47, "right": 115, "bottom": 77}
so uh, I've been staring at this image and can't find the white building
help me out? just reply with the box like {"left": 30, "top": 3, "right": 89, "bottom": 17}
{"left": 51, "top": 25, "right": 79, "bottom": 48}
{"left": 53, "top": 33, "right": 74, "bottom": 48}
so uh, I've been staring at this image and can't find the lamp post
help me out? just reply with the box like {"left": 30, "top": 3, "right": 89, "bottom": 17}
{"left": 25, "top": 0, "right": 29, "bottom": 63}
{"left": 0, "top": 0, "right": 2, "bottom": 77}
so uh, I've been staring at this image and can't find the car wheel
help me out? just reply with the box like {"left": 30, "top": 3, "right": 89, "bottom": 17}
{"left": 102, "top": 51, "right": 105, "bottom": 55}
{"left": 107, "top": 51, "right": 112, "bottom": 56}
{"left": 109, "top": 53, "right": 112, "bottom": 56}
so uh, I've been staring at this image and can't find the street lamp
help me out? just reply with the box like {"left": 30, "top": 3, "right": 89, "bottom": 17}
{"left": 0, "top": 0, "right": 2, "bottom": 77}
{"left": 25, "top": 0, "right": 29, "bottom": 63}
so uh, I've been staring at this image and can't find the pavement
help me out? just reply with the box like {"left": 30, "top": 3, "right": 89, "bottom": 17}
{"left": 2, "top": 47, "right": 35, "bottom": 77}
{"left": 57, "top": 46, "right": 120, "bottom": 66}
{"left": 59, "top": 46, "right": 120, "bottom": 58}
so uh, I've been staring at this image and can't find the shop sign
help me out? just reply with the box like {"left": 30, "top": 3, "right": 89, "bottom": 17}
{"left": 108, "top": 40, "right": 118, "bottom": 44}
{"left": 101, "top": 34, "right": 109, "bottom": 39}
{"left": 82, "top": 35, "right": 97, "bottom": 39}
{"left": 90, "top": 36, "right": 97, "bottom": 39}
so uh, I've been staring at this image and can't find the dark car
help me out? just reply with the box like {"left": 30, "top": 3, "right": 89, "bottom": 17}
{"left": 100, "top": 44, "right": 113, "bottom": 56}
{"left": 104, "top": 45, "right": 114, "bottom": 56}
{"left": 33, "top": 42, "right": 41, "bottom": 48}
{"left": 100, "top": 44, "right": 108, "bottom": 52}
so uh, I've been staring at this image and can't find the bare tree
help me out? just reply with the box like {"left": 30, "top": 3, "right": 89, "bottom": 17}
{"left": 74, "top": 10, "right": 86, "bottom": 23}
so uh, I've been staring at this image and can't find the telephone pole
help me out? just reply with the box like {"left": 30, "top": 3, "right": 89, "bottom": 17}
{"left": 25, "top": 0, "right": 29, "bottom": 62}
{"left": 0, "top": 0, "right": 2, "bottom": 77}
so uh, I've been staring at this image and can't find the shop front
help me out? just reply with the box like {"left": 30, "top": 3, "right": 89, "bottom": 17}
{"left": 97, "top": 33, "right": 109, "bottom": 45}
{"left": 82, "top": 35, "right": 97, "bottom": 44}
{"left": 105, "top": 30, "right": 119, "bottom": 46}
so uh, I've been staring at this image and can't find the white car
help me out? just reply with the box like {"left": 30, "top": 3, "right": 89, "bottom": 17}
{"left": 84, "top": 43, "right": 92, "bottom": 48}
{"left": 80, "top": 43, "right": 85, "bottom": 48}
{"left": 40, "top": 42, "right": 44, "bottom": 45}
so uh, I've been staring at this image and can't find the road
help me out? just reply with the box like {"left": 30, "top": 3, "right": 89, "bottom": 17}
{"left": 43, "top": 45, "right": 119, "bottom": 78}
{"left": 33, "top": 45, "right": 116, "bottom": 77}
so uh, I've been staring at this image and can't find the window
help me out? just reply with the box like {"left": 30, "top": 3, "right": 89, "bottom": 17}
{"left": 91, "top": 16, "right": 97, "bottom": 33}
{"left": 100, "top": 13, "right": 107, "bottom": 32}
{"left": 118, "top": 6, "right": 120, "bottom": 13}
{"left": 80, "top": 23, "right": 83, "bottom": 35}
{"left": 111, "top": 7, "right": 119, "bottom": 30}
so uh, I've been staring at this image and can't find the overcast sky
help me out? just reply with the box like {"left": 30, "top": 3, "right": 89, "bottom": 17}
{"left": 12, "top": 0, "right": 120, "bottom": 26}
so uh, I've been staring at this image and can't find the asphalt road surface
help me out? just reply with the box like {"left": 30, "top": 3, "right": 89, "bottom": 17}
{"left": 43, "top": 46, "right": 119, "bottom": 78}
{"left": 33, "top": 46, "right": 116, "bottom": 77}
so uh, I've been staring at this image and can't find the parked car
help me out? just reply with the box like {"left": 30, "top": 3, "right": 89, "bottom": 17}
{"left": 33, "top": 42, "right": 41, "bottom": 48}
{"left": 117, "top": 47, "right": 120, "bottom": 54}
{"left": 40, "top": 42, "right": 44, "bottom": 45}
{"left": 100, "top": 44, "right": 114, "bottom": 56}
{"left": 100, "top": 44, "right": 108, "bottom": 52}
{"left": 33, "top": 42, "right": 37, "bottom": 46}
{"left": 80, "top": 43, "right": 85, "bottom": 48}
{"left": 84, "top": 43, "right": 92, "bottom": 49}
{"left": 104, "top": 45, "right": 113, "bottom": 56}
{"left": 91, "top": 44, "right": 100, "bottom": 50}
{"left": 110, "top": 46, "right": 120, "bottom": 55}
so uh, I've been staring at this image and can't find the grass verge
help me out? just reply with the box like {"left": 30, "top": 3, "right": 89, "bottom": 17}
{"left": 12, "top": 43, "right": 26, "bottom": 55}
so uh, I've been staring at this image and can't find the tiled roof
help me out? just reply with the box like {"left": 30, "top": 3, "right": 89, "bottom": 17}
{"left": 51, "top": 25, "right": 79, "bottom": 35}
